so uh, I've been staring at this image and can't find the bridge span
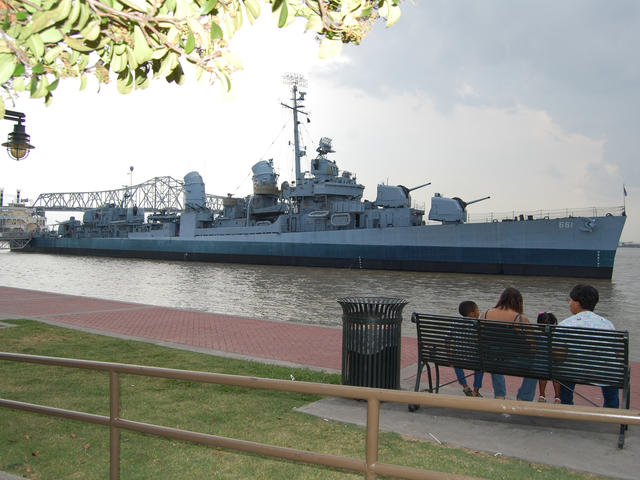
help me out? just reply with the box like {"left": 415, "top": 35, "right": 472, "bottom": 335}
{"left": 29, "top": 176, "right": 226, "bottom": 214}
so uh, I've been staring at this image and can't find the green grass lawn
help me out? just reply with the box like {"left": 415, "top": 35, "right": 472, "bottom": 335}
{"left": 0, "top": 319, "right": 614, "bottom": 479}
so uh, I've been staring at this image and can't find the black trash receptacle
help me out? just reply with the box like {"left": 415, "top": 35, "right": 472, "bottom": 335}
{"left": 337, "top": 296, "right": 408, "bottom": 389}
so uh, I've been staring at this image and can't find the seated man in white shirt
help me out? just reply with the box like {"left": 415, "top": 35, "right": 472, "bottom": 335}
{"left": 558, "top": 284, "right": 619, "bottom": 408}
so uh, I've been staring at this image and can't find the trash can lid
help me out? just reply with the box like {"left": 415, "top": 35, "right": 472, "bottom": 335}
{"left": 337, "top": 296, "right": 408, "bottom": 317}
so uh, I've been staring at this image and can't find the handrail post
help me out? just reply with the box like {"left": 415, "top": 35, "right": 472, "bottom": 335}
{"left": 109, "top": 371, "right": 121, "bottom": 480}
{"left": 365, "top": 396, "right": 380, "bottom": 479}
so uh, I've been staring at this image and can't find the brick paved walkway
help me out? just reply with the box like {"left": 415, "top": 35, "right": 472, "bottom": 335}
{"left": 1, "top": 286, "right": 636, "bottom": 408}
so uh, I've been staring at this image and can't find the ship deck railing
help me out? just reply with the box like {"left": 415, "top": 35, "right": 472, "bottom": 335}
{"left": 466, "top": 205, "right": 624, "bottom": 224}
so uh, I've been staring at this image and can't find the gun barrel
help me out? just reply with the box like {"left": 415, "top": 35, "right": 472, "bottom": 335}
{"left": 466, "top": 196, "right": 491, "bottom": 206}
{"left": 408, "top": 182, "right": 431, "bottom": 192}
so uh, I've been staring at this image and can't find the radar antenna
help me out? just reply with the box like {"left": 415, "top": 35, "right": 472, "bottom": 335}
{"left": 281, "top": 73, "right": 308, "bottom": 184}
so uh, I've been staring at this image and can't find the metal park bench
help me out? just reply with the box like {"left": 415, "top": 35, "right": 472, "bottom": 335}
{"left": 409, "top": 312, "right": 631, "bottom": 448}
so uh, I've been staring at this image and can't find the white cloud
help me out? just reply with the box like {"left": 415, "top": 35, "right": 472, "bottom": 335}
{"left": 306, "top": 81, "right": 623, "bottom": 223}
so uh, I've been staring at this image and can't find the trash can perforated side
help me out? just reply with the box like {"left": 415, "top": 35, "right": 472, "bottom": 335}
{"left": 338, "top": 297, "right": 408, "bottom": 389}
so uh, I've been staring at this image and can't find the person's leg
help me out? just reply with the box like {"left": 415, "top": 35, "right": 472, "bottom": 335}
{"left": 455, "top": 368, "right": 472, "bottom": 395}
{"left": 491, "top": 373, "right": 506, "bottom": 398}
{"left": 538, "top": 379, "right": 548, "bottom": 401}
{"left": 601, "top": 386, "right": 619, "bottom": 408}
{"left": 454, "top": 368, "right": 467, "bottom": 386}
{"left": 472, "top": 371, "right": 484, "bottom": 396}
{"left": 559, "top": 382, "right": 575, "bottom": 405}
{"left": 552, "top": 381, "right": 562, "bottom": 403}
{"left": 517, "top": 377, "right": 537, "bottom": 401}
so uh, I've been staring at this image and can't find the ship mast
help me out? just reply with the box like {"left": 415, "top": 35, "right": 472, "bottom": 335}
{"left": 281, "top": 73, "right": 308, "bottom": 185}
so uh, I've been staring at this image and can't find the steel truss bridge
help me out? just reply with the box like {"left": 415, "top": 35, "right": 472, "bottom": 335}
{"left": 30, "top": 176, "right": 226, "bottom": 214}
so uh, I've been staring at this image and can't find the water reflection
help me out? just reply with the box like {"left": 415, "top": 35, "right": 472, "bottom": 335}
{"left": 1, "top": 248, "right": 638, "bottom": 359}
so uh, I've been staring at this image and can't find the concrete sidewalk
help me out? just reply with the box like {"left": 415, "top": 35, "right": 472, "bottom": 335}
{"left": 1, "top": 286, "right": 638, "bottom": 479}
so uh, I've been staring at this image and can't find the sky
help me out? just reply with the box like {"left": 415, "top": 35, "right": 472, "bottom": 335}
{"left": 2, "top": 0, "right": 639, "bottom": 241}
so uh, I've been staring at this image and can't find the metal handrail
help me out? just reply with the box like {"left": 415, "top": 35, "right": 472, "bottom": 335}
{"left": 466, "top": 205, "right": 625, "bottom": 224}
{"left": 1, "top": 352, "right": 638, "bottom": 480}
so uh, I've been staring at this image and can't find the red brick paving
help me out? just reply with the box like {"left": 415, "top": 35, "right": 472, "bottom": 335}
{"left": 0, "top": 286, "right": 636, "bottom": 408}
{"left": 0, "top": 286, "right": 416, "bottom": 371}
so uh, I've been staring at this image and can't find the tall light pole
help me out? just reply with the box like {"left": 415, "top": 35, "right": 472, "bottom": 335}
{"left": 2, "top": 110, "right": 35, "bottom": 160}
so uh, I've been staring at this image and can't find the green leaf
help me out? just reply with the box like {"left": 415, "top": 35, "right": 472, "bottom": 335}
{"left": 244, "top": 0, "right": 260, "bottom": 24}
{"left": 0, "top": 98, "right": 4, "bottom": 119}
{"left": 134, "top": 66, "right": 150, "bottom": 90}
{"left": 30, "top": 12, "right": 57, "bottom": 34}
{"left": 47, "top": 78, "right": 60, "bottom": 91}
{"left": 157, "top": 51, "right": 178, "bottom": 78}
{"left": 13, "top": 63, "right": 25, "bottom": 77}
{"left": 77, "top": 53, "right": 89, "bottom": 70}
{"left": 133, "top": 25, "right": 154, "bottom": 63}
{"left": 16, "top": 11, "right": 28, "bottom": 21}
{"left": 80, "top": 20, "right": 101, "bottom": 41}
{"left": 31, "top": 75, "right": 50, "bottom": 98}
{"left": 184, "top": 30, "right": 195, "bottom": 54}
{"left": 200, "top": 0, "right": 218, "bottom": 15}
{"left": 40, "top": 26, "right": 65, "bottom": 43}
{"left": 32, "top": 63, "right": 45, "bottom": 74}
{"left": 26, "top": 33, "right": 45, "bottom": 58}
{"left": 110, "top": 52, "right": 126, "bottom": 73}
{"left": 151, "top": 47, "right": 168, "bottom": 60}
{"left": 234, "top": 7, "right": 243, "bottom": 31}
{"left": 62, "top": 0, "right": 81, "bottom": 32}
{"left": 31, "top": 0, "right": 72, "bottom": 33}
{"left": 64, "top": 35, "right": 93, "bottom": 53}
{"left": 126, "top": 46, "right": 139, "bottom": 70}
{"left": 117, "top": 69, "right": 134, "bottom": 94}
{"left": 14, "top": 77, "right": 26, "bottom": 92}
{"left": 74, "top": 3, "right": 90, "bottom": 32}
{"left": 30, "top": 75, "right": 38, "bottom": 95}
{"left": 116, "top": 0, "right": 148, "bottom": 13}
{"left": 166, "top": 62, "right": 184, "bottom": 85}
{"left": 210, "top": 22, "right": 223, "bottom": 40}
{"left": 272, "top": 0, "right": 283, "bottom": 13}
{"left": 44, "top": 44, "right": 65, "bottom": 63}
{"left": 0, "top": 53, "right": 16, "bottom": 85}
{"left": 277, "top": 1, "right": 288, "bottom": 28}
{"left": 79, "top": 73, "right": 87, "bottom": 91}
{"left": 54, "top": 0, "right": 73, "bottom": 23}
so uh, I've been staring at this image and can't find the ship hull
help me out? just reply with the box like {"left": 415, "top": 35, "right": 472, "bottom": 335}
{"left": 18, "top": 215, "right": 626, "bottom": 279}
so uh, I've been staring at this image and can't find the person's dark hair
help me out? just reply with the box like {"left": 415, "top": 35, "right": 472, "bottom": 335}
{"left": 569, "top": 284, "right": 599, "bottom": 311}
{"left": 458, "top": 300, "right": 478, "bottom": 317}
{"left": 494, "top": 287, "right": 524, "bottom": 313}
{"left": 536, "top": 312, "right": 558, "bottom": 325}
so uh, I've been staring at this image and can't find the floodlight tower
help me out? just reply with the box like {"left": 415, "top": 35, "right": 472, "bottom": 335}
{"left": 281, "top": 73, "right": 308, "bottom": 185}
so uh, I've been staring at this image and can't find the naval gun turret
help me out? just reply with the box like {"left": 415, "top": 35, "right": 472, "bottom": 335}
{"left": 376, "top": 182, "right": 431, "bottom": 208}
{"left": 428, "top": 193, "right": 490, "bottom": 223}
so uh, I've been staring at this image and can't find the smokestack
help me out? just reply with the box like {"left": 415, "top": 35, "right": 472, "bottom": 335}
{"left": 16, "top": 189, "right": 20, "bottom": 204}
{"left": 0, "top": 189, "right": 3, "bottom": 206}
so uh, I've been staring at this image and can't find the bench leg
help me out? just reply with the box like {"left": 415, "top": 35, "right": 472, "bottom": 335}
{"left": 618, "top": 377, "right": 631, "bottom": 449}
{"left": 425, "top": 362, "right": 434, "bottom": 393}
{"left": 408, "top": 359, "right": 423, "bottom": 412}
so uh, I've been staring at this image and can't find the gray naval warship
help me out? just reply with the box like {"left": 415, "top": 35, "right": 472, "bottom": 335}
{"left": 21, "top": 83, "right": 626, "bottom": 278}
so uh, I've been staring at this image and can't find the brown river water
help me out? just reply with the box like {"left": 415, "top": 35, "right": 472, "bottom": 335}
{"left": 1, "top": 247, "right": 638, "bottom": 360}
